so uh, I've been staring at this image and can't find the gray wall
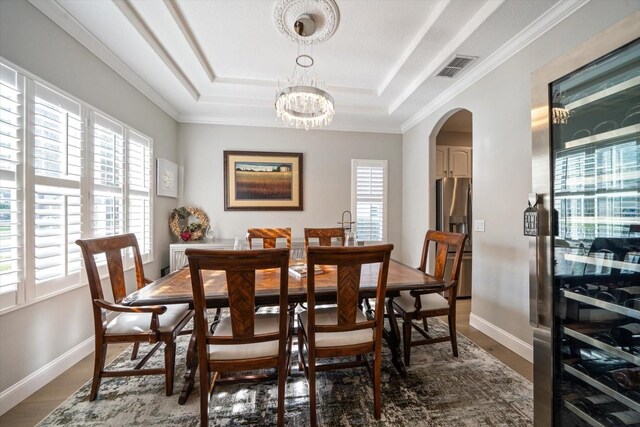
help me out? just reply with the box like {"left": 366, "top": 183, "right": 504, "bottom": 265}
{"left": 0, "top": 1, "right": 179, "bottom": 393}
{"left": 178, "top": 124, "right": 403, "bottom": 254}
{"left": 402, "top": 0, "right": 640, "bottom": 358}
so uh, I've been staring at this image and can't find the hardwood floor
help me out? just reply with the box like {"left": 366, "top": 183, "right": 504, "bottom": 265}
{"left": 0, "top": 300, "right": 532, "bottom": 426}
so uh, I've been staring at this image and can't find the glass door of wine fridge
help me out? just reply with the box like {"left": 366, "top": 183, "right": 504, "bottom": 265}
{"left": 550, "top": 39, "right": 640, "bottom": 426}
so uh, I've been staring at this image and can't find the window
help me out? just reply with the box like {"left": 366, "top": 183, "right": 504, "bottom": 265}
{"left": 0, "top": 63, "right": 23, "bottom": 310}
{"left": 351, "top": 159, "right": 388, "bottom": 243}
{"left": 0, "top": 59, "right": 154, "bottom": 312}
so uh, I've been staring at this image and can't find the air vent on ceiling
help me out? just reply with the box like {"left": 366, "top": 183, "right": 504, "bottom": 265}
{"left": 435, "top": 55, "right": 478, "bottom": 78}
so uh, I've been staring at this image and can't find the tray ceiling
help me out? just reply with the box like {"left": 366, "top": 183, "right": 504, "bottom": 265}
{"left": 30, "top": 0, "right": 584, "bottom": 133}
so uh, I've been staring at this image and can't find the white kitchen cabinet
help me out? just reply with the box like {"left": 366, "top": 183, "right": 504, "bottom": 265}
{"left": 436, "top": 146, "right": 472, "bottom": 178}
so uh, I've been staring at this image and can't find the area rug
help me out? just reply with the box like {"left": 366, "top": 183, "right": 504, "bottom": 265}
{"left": 38, "top": 318, "right": 532, "bottom": 426}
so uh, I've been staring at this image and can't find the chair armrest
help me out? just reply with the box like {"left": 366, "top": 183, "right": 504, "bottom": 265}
{"left": 93, "top": 299, "right": 167, "bottom": 315}
{"left": 409, "top": 280, "right": 455, "bottom": 297}
{"left": 408, "top": 280, "right": 456, "bottom": 310}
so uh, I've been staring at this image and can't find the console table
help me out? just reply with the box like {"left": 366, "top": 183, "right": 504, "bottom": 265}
{"left": 169, "top": 238, "right": 306, "bottom": 272}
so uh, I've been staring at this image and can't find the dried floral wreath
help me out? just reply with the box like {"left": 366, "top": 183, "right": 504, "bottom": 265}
{"left": 169, "top": 207, "right": 209, "bottom": 241}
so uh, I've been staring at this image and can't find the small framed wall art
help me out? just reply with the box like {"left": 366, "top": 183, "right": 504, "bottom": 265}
{"left": 224, "top": 151, "right": 303, "bottom": 210}
{"left": 156, "top": 158, "right": 178, "bottom": 198}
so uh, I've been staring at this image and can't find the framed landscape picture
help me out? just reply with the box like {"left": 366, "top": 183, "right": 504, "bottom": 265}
{"left": 224, "top": 151, "right": 303, "bottom": 210}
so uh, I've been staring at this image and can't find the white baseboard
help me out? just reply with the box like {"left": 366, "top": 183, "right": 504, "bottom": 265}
{"left": 469, "top": 313, "right": 533, "bottom": 363}
{"left": 0, "top": 336, "right": 94, "bottom": 416}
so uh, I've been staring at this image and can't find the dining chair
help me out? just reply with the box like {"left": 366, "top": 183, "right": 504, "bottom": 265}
{"left": 76, "top": 233, "right": 193, "bottom": 401}
{"left": 247, "top": 227, "right": 291, "bottom": 249}
{"left": 303, "top": 227, "right": 345, "bottom": 252}
{"left": 185, "top": 248, "right": 292, "bottom": 427}
{"left": 297, "top": 244, "right": 393, "bottom": 426}
{"left": 388, "top": 230, "right": 467, "bottom": 366}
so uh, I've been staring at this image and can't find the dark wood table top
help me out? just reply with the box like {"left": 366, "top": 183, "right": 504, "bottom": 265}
{"left": 123, "top": 259, "right": 444, "bottom": 308}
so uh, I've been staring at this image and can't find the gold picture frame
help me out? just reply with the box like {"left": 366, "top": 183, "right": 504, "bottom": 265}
{"left": 224, "top": 151, "right": 303, "bottom": 211}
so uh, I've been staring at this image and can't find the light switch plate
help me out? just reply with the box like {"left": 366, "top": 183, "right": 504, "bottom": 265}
{"left": 474, "top": 219, "right": 485, "bottom": 232}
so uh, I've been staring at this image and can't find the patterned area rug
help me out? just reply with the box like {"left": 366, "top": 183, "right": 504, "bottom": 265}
{"left": 38, "top": 318, "right": 532, "bottom": 426}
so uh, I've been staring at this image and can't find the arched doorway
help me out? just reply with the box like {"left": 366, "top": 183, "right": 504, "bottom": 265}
{"left": 432, "top": 109, "right": 473, "bottom": 299}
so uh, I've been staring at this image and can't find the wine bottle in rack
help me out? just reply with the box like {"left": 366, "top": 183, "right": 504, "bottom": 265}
{"left": 613, "top": 287, "right": 640, "bottom": 305}
{"left": 573, "top": 394, "right": 618, "bottom": 415}
{"left": 610, "top": 367, "right": 640, "bottom": 393}
{"left": 602, "top": 410, "right": 640, "bottom": 426}
{"left": 611, "top": 323, "right": 640, "bottom": 349}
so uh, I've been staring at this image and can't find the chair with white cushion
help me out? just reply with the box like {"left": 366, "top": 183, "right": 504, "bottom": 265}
{"left": 388, "top": 230, "right": 467, "bottom": 366}
{"left": 297, "top": 244, "right": 393, "bottom": 426}
{"left": 185, "top": 248, "right": 292, "bottom": 427}
{"left": 76, "top": 234, "right": 193, "bottom": 401}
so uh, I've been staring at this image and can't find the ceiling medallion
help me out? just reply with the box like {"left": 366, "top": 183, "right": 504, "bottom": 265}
{"left": 273, "top": 0, "right": 340, "bottom": 45}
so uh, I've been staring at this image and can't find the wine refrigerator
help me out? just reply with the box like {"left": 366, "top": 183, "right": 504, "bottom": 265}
{"left": 530, "top": 15, "right": 640, "bottom": 427}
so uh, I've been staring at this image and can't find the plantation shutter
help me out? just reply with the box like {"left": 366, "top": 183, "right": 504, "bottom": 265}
{"left": 0, "top": 63, "right": 23, "bottom": 309}
{"left": 351, "top": 160, "right": 387, "bottom": 243}
{"left": 91, "top": 113, "right": 125, "bottom": 239}
{"left": 33, "top": 83, "right": 84, "bottom": 294}
{"left": 127, "top": 130, "right": 152, "bottom": 262}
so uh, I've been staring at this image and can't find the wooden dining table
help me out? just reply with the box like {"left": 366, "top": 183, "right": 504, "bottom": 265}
{"left": 123, "top": 258, "right": 444, "bottom": 404}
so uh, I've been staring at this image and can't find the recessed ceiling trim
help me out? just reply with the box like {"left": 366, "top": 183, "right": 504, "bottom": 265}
{"left": 401, "top": 0, "right": 591, "bottom": 133}
{"left": 179, "top": 114, "right": 401, "bottom": 134}
{"left": 376, "top": 0, "right": 450, "bottom": 96}
{"left": 163, "top": 0, "right": 215, "bottom": 82}
{"left": 113, "top": 0, "right": 200, "bottom": 101}
{"left": 27, "top": 0, "right": 179, "bottom": 120}
{"left": 389, "top": 0, "right": 505, "bottom": 114}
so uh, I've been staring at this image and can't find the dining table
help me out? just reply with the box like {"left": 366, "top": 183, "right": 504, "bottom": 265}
{"left": 122, "top": 258, "right": 445, "bottom": 404}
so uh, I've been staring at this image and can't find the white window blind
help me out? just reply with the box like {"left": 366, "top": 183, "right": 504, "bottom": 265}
{"left": 91, "top": 113, "right": 125, "bottom": 239}
{"left": 127, "top": 131, "right": 152, "bottom": 260}
{"left": 351, "top": 159, "right": 388, "bottom": 243}
{"left": 0, "top": 63, "right": 23, "bottom": 309}
{"left": 0, "top": 59, "right": 155, "bottom": 313}
{"left": 33, "top": 83, "right": 83, "bottom": 293}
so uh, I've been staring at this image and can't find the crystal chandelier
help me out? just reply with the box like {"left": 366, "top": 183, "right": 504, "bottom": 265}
{"left": 275, "top": 54, "right": 335, "bottom": 130}
{"left": 273, "top": 0, "right": 340, "bottom": 130}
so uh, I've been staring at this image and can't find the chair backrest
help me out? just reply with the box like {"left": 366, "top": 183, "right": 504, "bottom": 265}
{"left": 247, "top": 228, "right": 291, "bottom": 249}
{"left": 76, "top": 233, "right": 146, "bottom": 304}
{"left": 304, "top": 227, "right": 345, "bottom": 252}
{"left": 186, "top": 248, "right": 290, "bottom": 351}
{"left": 306, "top": 244, "right": 393, "bottom": 338}
{"left": 418, "top": 230, "right": 467, "bottom": 302}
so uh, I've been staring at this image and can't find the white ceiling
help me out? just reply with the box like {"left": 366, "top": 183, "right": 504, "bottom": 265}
{"left": 30, "top": 0, "right": 587, "bottom": 133}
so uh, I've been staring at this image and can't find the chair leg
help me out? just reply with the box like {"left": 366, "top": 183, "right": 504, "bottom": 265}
{"left": 90, "top": 342, "right": 107, "bottom": 401}
{"left": 308, "top": 353, "right": 317, "bottom": 427}
{"left": 422, "top": 318, "right": 429, "bottom": 331}
{"left": 199, "top": 367, "right": 210, "bottom": 426}
{"left": 403, "top": 319, "right": 412, "bottom": 367}
{"left": 277, "top": 359, "right": 286, "bottom": 427}
{"left": 297, "top": 326, "right": 305, "bottom": 373}
{"left": 448, "top": 314, "right": 458, "bottom": 357}
{"left": 131, "top": 342, "right": 140, "bottom": 360}
{"left": 164, "top": 341, "right": 176, "bottom": 396}
{"left": 373, "top": 347, "right": 382, "bottom": 419}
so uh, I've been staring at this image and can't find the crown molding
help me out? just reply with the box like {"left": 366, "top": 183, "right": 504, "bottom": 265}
{"left": 29, "top": 0, "right": 180, "bottom": 120}
{"left": 163, "top": 0, "right": 215, "bottom": 82}
{"left": 179, "top": 114, "right": 401, "bottom": 134}
{"left": 400, "top": 0, "right": 590, "bottom": 133}
{"left": 390, "top": 0, "right": 505, "bottom": 114}
{"left": 113, "top": 0, "right": 200, "bottom": 100}
{"left": 376, "top": 0, "right": 450, "bottom": 96}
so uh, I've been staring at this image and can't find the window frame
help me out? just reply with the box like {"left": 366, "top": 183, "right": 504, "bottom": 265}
{"left": 350, "top": 159, "right": 388, "bottom": 244}
{"left": 0, "top": 58, "right": 154, "bottom": 315}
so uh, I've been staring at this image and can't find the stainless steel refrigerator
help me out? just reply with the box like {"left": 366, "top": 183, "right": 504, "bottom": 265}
{"left": 530, "top": 25, "right": 640, "bottom": 427}
{"left": 436, "top": 177, "right": 472, "bottom": 297}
